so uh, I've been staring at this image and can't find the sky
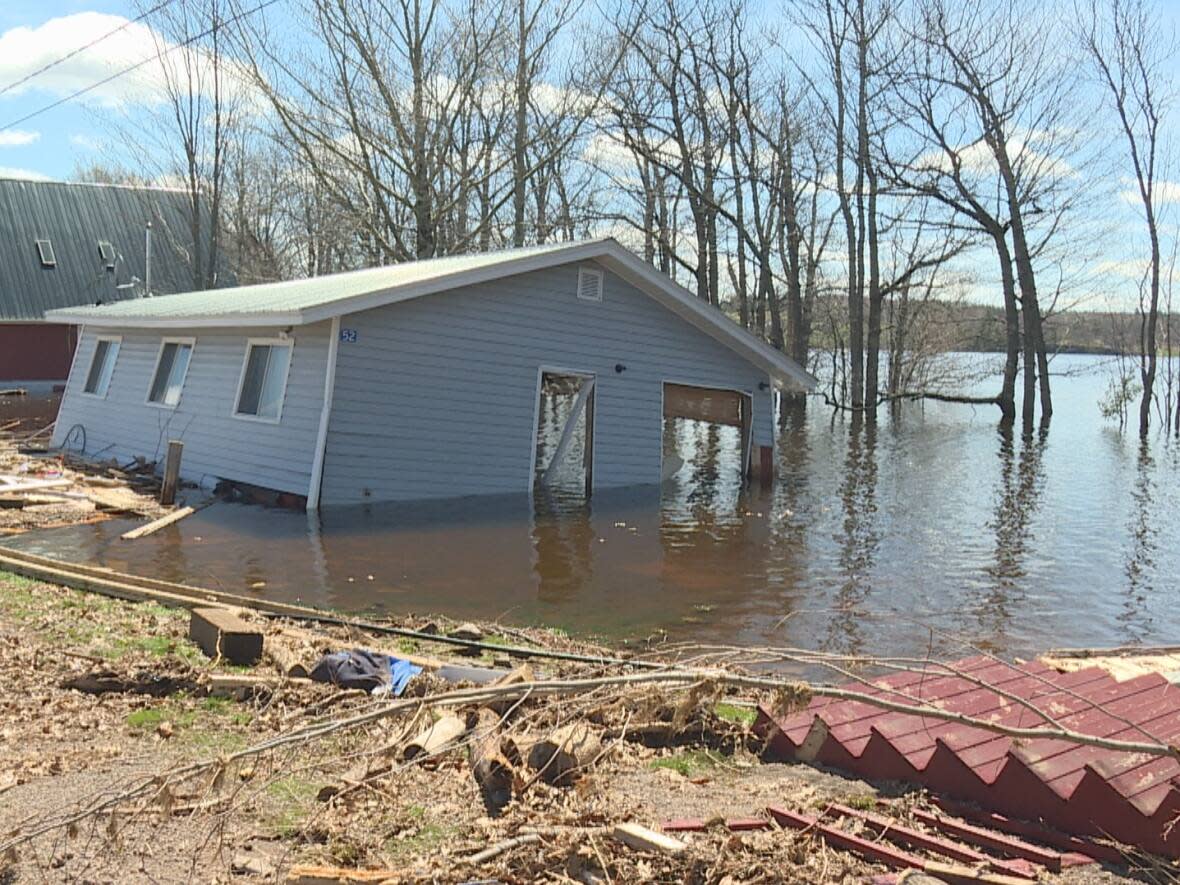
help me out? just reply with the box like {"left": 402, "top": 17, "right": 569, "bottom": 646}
{"left": 2, "top": 0, "right": 1180, "bottom": 313}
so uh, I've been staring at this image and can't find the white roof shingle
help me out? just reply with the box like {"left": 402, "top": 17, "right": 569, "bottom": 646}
{"left": 47, "top": 238, "right": 815, "bottom": 390}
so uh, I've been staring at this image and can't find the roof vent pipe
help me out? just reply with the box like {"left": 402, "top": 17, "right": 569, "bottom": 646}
{"left": 144, "top": 221, "right": 152, "bottom": 297}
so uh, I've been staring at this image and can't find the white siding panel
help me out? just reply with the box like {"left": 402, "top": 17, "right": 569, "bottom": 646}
{"left": 52, "top": 322, "right": 330, "bottom": 494}
{"left": 321, "top": 264, "right": 773, "bottom": 504}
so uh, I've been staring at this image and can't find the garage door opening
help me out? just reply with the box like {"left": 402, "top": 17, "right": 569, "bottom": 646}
{"left": 661, "top": 383, "right": 752, "bottom": 487}
{"left": 532, "top": 371, "right": 595, "bottom": 500}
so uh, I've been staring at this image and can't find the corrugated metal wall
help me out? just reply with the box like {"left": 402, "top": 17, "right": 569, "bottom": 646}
{"left": 320, "top": 263, "right": 773, "bottom": 504}
{"left": 0, "top": 179, "right": 203, "bottom": 320}
{"left": 52, "top": 322, "right": 330, "bottom": 494}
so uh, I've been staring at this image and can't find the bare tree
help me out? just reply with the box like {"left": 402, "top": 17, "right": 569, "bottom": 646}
{"left": 141, "top": 0, "right": 242, "bottom": 290}
{"left": 1082, "top": 0, "right": 1175, "bottom": 437}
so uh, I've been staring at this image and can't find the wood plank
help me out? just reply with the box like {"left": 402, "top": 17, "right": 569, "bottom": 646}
{"left": 0, "top": 478, "right": 72, "bottom": 494}
{"left": 189, "top": 607, "right": 264, "bottom": 665}
{"left": 121, "top": 506, "right": 195, "bottom": 540}
{"left": 612, "top": 822, "right": 687, "bottom": 855}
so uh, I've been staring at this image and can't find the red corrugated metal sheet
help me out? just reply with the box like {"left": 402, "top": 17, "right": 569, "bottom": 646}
{"left": 755, "top": 656, "right": 1180, "bottom": 857}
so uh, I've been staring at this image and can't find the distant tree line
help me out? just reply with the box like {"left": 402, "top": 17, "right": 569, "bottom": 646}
{"left": 92, "top": 0, "right": 1178, "bottom": 436}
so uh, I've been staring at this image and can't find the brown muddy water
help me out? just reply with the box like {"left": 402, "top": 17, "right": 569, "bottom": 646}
{"left": 4, "top": 354, "right": 1178, "bottom": 662}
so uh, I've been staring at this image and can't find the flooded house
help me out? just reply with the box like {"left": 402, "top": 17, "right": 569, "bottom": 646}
{"left": 0, "top": 177, "right": 203, "bottom": 390}
{"left": 46, "top": 239, "right": 814, "bottom": 508}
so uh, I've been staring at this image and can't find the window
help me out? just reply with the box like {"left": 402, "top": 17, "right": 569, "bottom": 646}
{"left": 234, "top": 340, "right": 293, "bottom": 422}
{"left": 577, "top": 266, "right": 603, "bottom": 302}
{"left": 35, "top": 239, "right": 56, "bottom": 268}
{"left": 82, "top": 337, "right": 120, "bottom": 397}
{"left": 97, "top": 241, "right": 115, "bottom": 269}
{"left": 147, "top": 339, "right": 194, "bottom": 407}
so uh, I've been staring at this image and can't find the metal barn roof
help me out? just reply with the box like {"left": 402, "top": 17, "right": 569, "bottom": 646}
{"left": 47, "top": 238, "right": 816, "bottom": 390}
{"left": 0, "top": 177, "right": 200, "bottom": 321}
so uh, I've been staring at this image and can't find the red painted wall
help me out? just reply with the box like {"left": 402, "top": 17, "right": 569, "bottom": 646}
{"left": 0, "top": 323, "right": 78, "bottom": 381}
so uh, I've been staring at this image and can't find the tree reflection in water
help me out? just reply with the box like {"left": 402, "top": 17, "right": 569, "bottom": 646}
{"left": 826, "top": 414, "right": 880, "bottom": 655}
{"left": 982, "top": 423, "right": 1047, "bottom": 636}
{"left": 1121, "top": 440, "right": 1158, "bottom": 642}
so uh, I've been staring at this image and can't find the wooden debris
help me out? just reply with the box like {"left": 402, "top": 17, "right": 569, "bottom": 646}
{"left": 121, "top": 506, "right": 196, "bottom": 540}
{"left": 450, "top": 622, "right": 484, "bottom": 642}
{"left": 0, "top": 478, "right": 71, "bottom": 494}
{"left": 612, "top": 822, "right": 687, "bottom": 855}
{"left": 470, "top": 707, "right": 514, "bottom": 814}
{"left": 466, "top": 832, "right": 542, "bottom": 864}
{"left": 204, "top": 672, "right": 316, "bottom": 699}
{"left": 403, "top": 713, "right": 468, "bottom": 761}
{"left": 160, "top": 440, "right": 183, "bottom": 505}
{"left": 265, "top": 635, "right": 314, "bottom": 679}
{"left": 285, "top": 865, "right": 400, "bottom": 884}
{"left": 527, "top": 722, "right": 602, "bottom": 786}
{"left": 189, "top": 607, "right": 264, "bottom": 665}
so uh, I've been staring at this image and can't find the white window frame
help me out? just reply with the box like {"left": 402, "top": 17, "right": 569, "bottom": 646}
{"left": 577, "top": 266, "right": 603, "bottom": 302}
{"left": 232, "top": 337, "right": 294, "bottom": 425}
{"left": 79, "top": 335, "right": 121, "bottom": 399}
{"left": 35, "top": 238, "right": 56, "bottom": 268}
{"left": 145, "top": 337, "right": 196, "bottom": 410}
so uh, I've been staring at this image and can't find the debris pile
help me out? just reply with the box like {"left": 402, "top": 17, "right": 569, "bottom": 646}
{"left": 0, "top": 560, "right": 1169, "bottom": 883}
{"left": 0, "top": 423, "right": 176, "bottom": 533}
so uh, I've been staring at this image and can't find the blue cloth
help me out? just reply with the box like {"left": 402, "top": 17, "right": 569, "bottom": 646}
{"left": 309, "top": 649, "right": 422, "bottom": 695}
{"left": 389, "top": 657, "right": 422, "bottom": 696}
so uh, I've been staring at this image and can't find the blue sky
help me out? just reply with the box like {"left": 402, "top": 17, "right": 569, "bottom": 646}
{"left": 0, "top": 0, "right": 138, "bottom": 178}
{"left": 2, "top": 0, "right": 1179, "bottom": 313}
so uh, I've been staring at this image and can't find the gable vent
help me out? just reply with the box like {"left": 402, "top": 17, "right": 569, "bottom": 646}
{"left": 577, "top": 266, "right": 603, "bottom": 302}
{"left": 35, "top": 239, "right": 57, "bottom": 268}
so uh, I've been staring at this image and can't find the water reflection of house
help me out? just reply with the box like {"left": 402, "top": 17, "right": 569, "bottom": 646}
{"left": 0, "top": 177, "right": 202, "bottom": 390}
{"left": 48, "top": 239, "right": 813, "bottom": 506}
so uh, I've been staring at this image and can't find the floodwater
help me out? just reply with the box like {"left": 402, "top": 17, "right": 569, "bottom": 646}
{"left": 4, "top": 354, "right": 1178, "bottom": 662}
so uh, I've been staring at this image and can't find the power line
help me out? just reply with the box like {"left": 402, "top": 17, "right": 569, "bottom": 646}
{"left": 0, "top": 0, "right": 177, "bottom": 100}
{"left": 0, "top": 0, "right": 278, "bottom": 132}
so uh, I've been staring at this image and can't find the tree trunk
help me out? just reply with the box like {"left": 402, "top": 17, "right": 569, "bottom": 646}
{"left": 994, "top": 230, "right": 1019, "bottom": 424}
{"left": 512, "top": 0, "right": 529, "bottom": 247}
{"left": 864, "top": 161, "right": 882, "bottom": 416}
{"left": 1139, "top": 216, "right": 1161, "bottom": 436}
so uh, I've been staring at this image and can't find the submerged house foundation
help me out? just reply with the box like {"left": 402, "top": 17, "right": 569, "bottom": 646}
{"left": 48, "top": 239, "right": 815, "bottom": 507}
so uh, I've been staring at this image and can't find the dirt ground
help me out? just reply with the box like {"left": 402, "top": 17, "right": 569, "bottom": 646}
{"left": 0, "top": 573, "right": 1167, "bottom": 884}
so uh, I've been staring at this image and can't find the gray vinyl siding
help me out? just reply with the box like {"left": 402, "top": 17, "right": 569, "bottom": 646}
{"left": 321, "top": 263, "right": 773, "bottom": 504}
{"left": 52, "top": 322, "right": 330, "bottom": 494}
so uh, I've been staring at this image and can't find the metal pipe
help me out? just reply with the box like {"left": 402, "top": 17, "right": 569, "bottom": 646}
{"left": 144, "top": 221, "right": 152, "bottom": 296}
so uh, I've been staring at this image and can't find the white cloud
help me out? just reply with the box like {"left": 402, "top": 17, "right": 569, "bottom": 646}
{"left": 0, "top": 13, "right": 260, "bottom": 112}
{"left": 0, "top": 128, "right": 38, "bottom": 146}
{"left": 69, "top": 132, "right": 101, "bottom": 151}
{"left": 0, "top": 166, "right": 51, "bottom": 180}
{"left": 1119, "top": 179, "right": 1180, "bottom": 206}
{"left": 0, "top": 13, "right": 166, "bottom": 106}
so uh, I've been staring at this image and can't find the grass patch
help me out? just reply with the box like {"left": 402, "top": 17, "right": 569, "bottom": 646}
{"left": 714, "top": 702, "right": 757, "bottom": 727}
{"left": 265, "top": 776, "right": 324, "bottom": 836}
{"left": 384, "top": 821, "right": 458, "bottom": 859}
{"left": 649, "top": 750, "right": 718, "bottom": 777}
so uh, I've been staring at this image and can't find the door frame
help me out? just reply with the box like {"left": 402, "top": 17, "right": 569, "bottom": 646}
{"left": 659, "top": 379, "right": 755, "bottom": 480}
{"left": 528, "top": 365, "right": 597, "bottom": 495}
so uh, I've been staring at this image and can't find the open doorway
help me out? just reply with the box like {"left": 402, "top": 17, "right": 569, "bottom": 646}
{"left": 661, "top": 383, "right": 752, "bottom": 487}
{"left": 532, "top": 370, "right": 596, "bottom": 500}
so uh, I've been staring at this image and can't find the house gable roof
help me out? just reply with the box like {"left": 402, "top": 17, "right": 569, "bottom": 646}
{"left": 47, "top": 238, "right": 816, "bottom": 390}
{"left": 0, "top": 177, "right": 204, "bottom": 321}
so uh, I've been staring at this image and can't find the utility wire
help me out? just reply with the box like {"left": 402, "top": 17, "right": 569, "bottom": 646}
{"left": 0, "top": 0, "right": 278, "bottom": 132}
{"left": 0, "top": 0, "right": 176, "bottom": 99}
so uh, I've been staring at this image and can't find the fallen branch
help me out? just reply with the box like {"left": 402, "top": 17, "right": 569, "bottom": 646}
{"left": 6, "top": 665, "right": 1179, "bottom": 857}
{"left": 466, "top": 832, "right": 543, "bottom": 864}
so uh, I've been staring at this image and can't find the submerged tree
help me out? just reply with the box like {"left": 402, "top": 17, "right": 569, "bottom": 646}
{"left": 1082, "top": 0, "right": 1175, "bottom": 437}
